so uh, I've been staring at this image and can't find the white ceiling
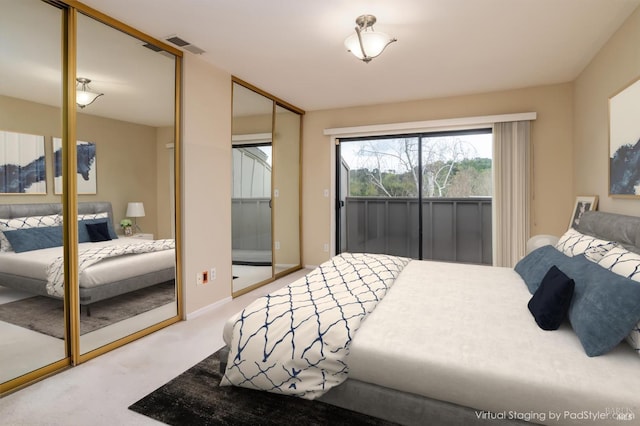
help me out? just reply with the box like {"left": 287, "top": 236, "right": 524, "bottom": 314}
{"left": 78, "top": 0, "right": 640, "bottom": 113}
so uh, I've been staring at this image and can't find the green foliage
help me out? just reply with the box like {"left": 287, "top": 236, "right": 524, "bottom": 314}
{"left": 348, "top": 156, "right": 492, "bottom": 198}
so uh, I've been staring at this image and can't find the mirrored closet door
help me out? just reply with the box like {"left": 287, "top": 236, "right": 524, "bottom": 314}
{"left": 0, "top": 0, "right": 67, "bottom": 389}
{"left": 231, "top": 79, "right": 303, "bottom": 296}
{"left": 1, "top": 0, "right": 182, "bottom": 394}
{"left": 76, "top": 11, "right": 179, "bottom": 356}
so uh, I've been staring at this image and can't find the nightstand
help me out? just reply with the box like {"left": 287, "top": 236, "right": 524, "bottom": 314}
{"left": 124, "top": 233, "right": 154, "bottom": 240}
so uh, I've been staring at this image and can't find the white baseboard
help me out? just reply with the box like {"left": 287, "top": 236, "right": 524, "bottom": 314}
{"left": 185, "top": 296, "right": 232, "bottom": 320}
{"left": 304, "top": 264, "right": 318, "bottom": 270}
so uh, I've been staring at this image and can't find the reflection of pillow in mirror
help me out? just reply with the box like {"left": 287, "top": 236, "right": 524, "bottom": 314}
{"left": 86, "top": 222, "right": 112, "bottom": 242}
{"left": 3, "top": 226, "right": 63, "bottom": 253}
{"left": 77, "top": 212, "right": 108, "bottom": 221}
{"left": 0, "top": 214, "right": 61, "bottom": 252}
{"left": 78, "top": 219, "right": 118, "bottom": 242}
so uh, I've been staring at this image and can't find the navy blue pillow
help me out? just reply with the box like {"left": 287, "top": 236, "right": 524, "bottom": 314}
{"left": 86, "top": 222, "right": 112, "bottom": 242}
{"left": 528, "top": 265, "right": 575, "bottom": 330}
{"left": 3, "top": 226, "right": 63, "bottom": 253}
{"left": 78, "top": 219, "right": 118, "bottom": 243}
{"left": 515, "top": 245, "right": 640, "bottom": 356}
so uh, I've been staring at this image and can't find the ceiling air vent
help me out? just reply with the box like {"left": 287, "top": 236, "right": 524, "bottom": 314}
{"left": 142, "top": 43, "right": 162, "bottom": 52}
{"left": 165, "top": 35, "right": 205, "bottom": 55}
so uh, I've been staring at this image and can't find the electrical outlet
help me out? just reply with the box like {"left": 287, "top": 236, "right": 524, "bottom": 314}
{"left": 210, "top": 268, "right": 216, "bottom": 281}
{"left": 323, "top": 243, "right": 329, "bottom": 252}
{"left": 275, "top": 241, "right": 281, "bottom": 250}
{"left": 196, "top": 272, "right": 203, "bottom": 285}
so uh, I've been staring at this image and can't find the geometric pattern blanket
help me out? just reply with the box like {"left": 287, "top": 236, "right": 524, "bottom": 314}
{"left": 45, "top": 239, "right": 175, "bottom": 297}
{"left": 220, "top": 252, "right": 410, "bottom": 400}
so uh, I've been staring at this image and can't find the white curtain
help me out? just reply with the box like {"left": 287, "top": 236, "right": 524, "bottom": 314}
{"left": 492, "top": 121, "right": 530, "bottom": 267}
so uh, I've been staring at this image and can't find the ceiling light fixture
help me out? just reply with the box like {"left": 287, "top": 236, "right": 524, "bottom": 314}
{"left": 344, "top": 14, "right": 397, "bottom": 63}
{"left": 76, "top": 77, "right": 103, "bottom": 108}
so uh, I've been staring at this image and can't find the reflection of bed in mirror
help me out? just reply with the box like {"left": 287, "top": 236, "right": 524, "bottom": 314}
{"left": 0, "top": 202, "right": 175, "bottom": 314}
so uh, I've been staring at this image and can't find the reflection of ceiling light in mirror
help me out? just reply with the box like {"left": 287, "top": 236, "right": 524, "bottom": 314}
{"left": 76, "top": 77, "right": 103, "bottom": 108}
{"left": 344, "top": 14, "right": 397, "bottom": 63}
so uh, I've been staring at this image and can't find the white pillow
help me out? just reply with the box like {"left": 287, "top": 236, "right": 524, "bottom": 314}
{"left": 597, "top": 246, "right": 640, "bottom": 281}
{"left": 555, "top": 228, "right": 617, "bottom": 262}
{"left": 597, "top": 246, "right": 640, "bottom": 357}
{"left": 0, "top": 214, "right": 61, "bottom": 252}
{"left": 77, "top": 212, "right": 108, "bottom": 221}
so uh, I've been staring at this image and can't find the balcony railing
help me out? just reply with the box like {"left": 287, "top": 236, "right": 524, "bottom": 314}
{"left": 343, "top": 197, "right": 492, "bottom": 265}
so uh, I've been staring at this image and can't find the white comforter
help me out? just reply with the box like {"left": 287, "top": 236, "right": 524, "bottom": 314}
{"left": 221, "top": 253, "right": 409, "bottom": 399}
{"left": 346, "top": 260, "right": 640, "bottom": 426}
{"left": 0, "top": 238, "right": 175, "bottom": 290}
{"left": 223, "top": 258, "right": 640, "bottom": 425}
{"left": 46, "top": 239, "right": 174, "bottom": 297}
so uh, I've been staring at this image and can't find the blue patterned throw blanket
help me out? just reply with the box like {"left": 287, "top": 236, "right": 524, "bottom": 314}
{"left": 221, "top": 252, "right": 410, "bottom": 399}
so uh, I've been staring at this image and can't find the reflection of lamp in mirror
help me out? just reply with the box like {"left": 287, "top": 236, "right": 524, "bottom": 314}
{"left": 126, "top": 202, "right": 145, "bottom": 233}
{"left": 76, "top": 77, "right": 103, "bottom": 108}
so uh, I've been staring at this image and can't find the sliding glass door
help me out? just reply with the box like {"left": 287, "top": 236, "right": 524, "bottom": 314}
{"left": 336, "top": 130, "right": 493, "bottom": 264}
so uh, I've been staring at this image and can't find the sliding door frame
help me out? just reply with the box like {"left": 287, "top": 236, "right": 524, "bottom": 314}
{"left": 335, "top": 128, "right": 492, "bottom": 260}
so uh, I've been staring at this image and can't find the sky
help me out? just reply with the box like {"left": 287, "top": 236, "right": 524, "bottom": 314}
{"left": 340, "top": 132, "right": 493, "bottom": 171}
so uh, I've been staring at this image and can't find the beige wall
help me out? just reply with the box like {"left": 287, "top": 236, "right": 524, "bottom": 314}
{"left": 0, "top": 95, "right": 161, "bottom": 235}
{"left": 181, "top": 55, "right": 233, "bottom": 315}
{"left": 156, "top": 126, "right": 174, "bottom": 239}
{"left": 574, "top": 6, "right": 640, "bottom": 215}
{"left": 301, "top": 84, "right": 574, "bottom": 267}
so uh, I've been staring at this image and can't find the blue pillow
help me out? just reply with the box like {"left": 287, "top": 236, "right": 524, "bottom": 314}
{"left": 3, "top": 226, "right": 63, "bottom": 253}
{"left": 515, "top": 246, "right": 640, "bottom": 356}
{"left": 528, "top": 265, "right": 575, "bottom": 330}
{"left": 78, "top": 219, "right": 118, "bottom": 243}
{"left": 86, "top": 222, "right": 112, "bottom": 242}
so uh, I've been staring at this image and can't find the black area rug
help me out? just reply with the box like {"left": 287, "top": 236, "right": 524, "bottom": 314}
{"left": 129, "top": 348, "right": 398, "bottom": 426}
{"left": 0, "top": 281, "right": 175, "bottom": 338}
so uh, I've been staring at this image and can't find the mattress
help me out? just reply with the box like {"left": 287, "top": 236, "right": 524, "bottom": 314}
{"left": 222, "top": 259, "right": 640, "bottom": 425}
{"left": 347, "top": 260, "right": 640, "bottom": 425}
{"left": 0, "top": 238, "right": 175, "bottom": 288}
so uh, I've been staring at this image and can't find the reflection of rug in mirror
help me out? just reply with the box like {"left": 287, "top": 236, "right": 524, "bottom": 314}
{"left": 0, "top": 281, "right": 175, "bottom": 339}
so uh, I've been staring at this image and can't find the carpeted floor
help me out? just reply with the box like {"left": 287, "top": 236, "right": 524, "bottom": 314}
{"left": 129, "top": 348, "right": 399, "bottom": 426}
{"left": 0, "top": 281, "right": 175, "bottom": 339}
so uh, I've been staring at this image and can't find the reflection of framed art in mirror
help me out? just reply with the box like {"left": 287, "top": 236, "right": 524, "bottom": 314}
{"left": 0, "top": 130, "right": 46, "bottom": 194}
{"left": 53, "top": 138, "right": 97, "bottom": 195}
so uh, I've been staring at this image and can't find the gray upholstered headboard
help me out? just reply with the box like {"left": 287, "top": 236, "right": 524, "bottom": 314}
{"left": 576, "top": 211, "right": 640, "bottom": 254}
{"left": 0, "top": 202, "right": 115, "bottom": 229}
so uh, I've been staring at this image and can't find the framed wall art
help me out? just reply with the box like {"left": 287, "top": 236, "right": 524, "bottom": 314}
{"left": 53, "top": 138, "right": 97, "bottom": 195}
{"left": 569, "top": 195, "right": 598, "bottom": 229}
{"left": 609, "top": 76, "right": 640, "bottom": 197}
{"left": 0, "top": 130, "right": 46, "bottom": 194}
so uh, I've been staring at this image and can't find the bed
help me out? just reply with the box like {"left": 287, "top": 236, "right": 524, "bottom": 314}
{"left": 0, "top": 202, "right": 175, "bottom": 314}
{"left": 220, "top": 210, "right": 640, "bottom": 425}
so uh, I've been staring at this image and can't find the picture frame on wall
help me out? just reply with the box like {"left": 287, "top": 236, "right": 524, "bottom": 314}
{"left": 53, "top": 138, "right": 97, "bottom": 195}
{"left": 609, "top": 76, "right": 640, "bottom": 198}
{"left": 0, "top": 130, "right": 46, "bottom": 194}
{"left": 569, "top": 195, "right": 598, "bottom": 229}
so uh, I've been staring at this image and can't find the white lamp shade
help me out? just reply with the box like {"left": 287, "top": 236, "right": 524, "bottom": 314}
{"left": 344, "top": 31, "right": 394, "bottom": 60}
{"left": 76, "top": 89, "right": 103, "bottom": 107}
{"left": 126, "top": 202, "right": 145, "bottom": 218}
{"left": 526, "top": 234, "right": 559, "bottom": 255}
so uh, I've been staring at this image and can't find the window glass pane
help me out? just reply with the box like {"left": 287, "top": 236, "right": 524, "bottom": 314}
{"left": 421, "top": 133, "right": 493, "bottom": 197}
